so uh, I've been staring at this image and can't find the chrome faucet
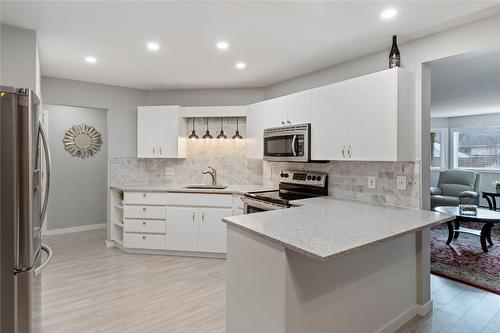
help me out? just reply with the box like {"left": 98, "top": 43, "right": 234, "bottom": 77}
{"left": 202, "top": 166, "right": 217, "bottom": 186}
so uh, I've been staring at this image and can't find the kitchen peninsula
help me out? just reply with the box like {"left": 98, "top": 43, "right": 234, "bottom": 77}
{"left": 223, "top": 198, "right": 454, "bottom": 333}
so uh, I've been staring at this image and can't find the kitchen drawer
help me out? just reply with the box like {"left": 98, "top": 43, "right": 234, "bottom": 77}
{"left": 124, "top": 205, "right": 166, "bottom": 219}
{"left": 124, "top": 192, "right": 169, "bottom": 205}
{"left": 165, "top": 193, "right": 232, "bottom": 207}
{"left": 124, "top": 219, "right": 166, "bottom": 234}
{"left": 124, "top": 233, "right": 166, "bottom": 250}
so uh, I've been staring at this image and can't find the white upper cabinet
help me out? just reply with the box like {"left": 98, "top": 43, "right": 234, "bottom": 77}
{"left": 346, "top": 68, "right": 415, "bottom": 161}
{"left": 137, "top": 106, "right": 186, "bottom": 158}
{"left": 310, "top": 81, "right": 348, "bottom": 160}
{"left": 286, "top": 90, "right": 312, "bottom": 125}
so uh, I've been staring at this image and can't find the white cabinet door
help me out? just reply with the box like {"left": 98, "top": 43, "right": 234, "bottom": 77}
{"left": 266, "top": 96, "right": 288, "bottom": 128}
{"left": 198, "top": 208, "right": 232, "bottom": 253}
{"left": 137, "top": 106, "right": 159, "bottom": 158}
{"left": 286, "top": 90, "right": 311, "bottom": 125}
{"left": 157, "top": 106, "right": 186, "bottom": 158}
{"left": 310, "top": 82, "right": 348, "bottom": 160}
{"left": 166, "top": 207, "right": 198, "bottom": 251}
{"left": 347, "top": 69, "right": 398, "bottom": 161}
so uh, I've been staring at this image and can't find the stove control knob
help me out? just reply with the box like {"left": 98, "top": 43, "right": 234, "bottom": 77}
{"left": 307, "top": 175, "right": 312, "bottom": 180}
{"left": 316, "top": 176, "right": 322, "bottom": 181}
{"left": 312, "top": 176, "right": 317, "bottom": 181}
{"left": 284, "top": 173, "right": 289, "bottom": 178}
{"left": 280, "top": 173, "right": 285, "bottom": 178}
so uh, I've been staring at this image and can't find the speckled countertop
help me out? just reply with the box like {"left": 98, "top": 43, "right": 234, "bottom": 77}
{"left": 110, "top": 184, "right": 269, "bottom": 195}
{"left": 222, "top": 197, "right": 454, "bottom": 261}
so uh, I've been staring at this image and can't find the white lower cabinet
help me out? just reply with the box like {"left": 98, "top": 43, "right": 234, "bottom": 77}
{"left": 166, "top": 206, "right": 232, "bottom": 253}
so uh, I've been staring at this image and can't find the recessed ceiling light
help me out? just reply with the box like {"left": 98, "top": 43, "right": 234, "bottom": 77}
{"left": 381, "top": 8, "right": 397, "bottom": 19}
{"left": 147, "top": 42, "right": 160, "bottom": 51}
{"left": 85, "top": 56, "right": 97, "bottom": 64}
{"left": 235, "top": 62, "right": 246, "bottom": 69}
{"left": 216, "top": 41, "right": 229, "bottom": 50}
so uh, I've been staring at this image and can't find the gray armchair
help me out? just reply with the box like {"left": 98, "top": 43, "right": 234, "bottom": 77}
{"left": 430, "top": 169, "right": 480, "bottom": 209}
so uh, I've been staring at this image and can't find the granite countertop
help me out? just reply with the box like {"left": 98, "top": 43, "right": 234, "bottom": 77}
{"left": 222, "top": 197, "right": 454, "bottom": 261}
{"left": 110, "top": 184, "right": 269, "bottom": 195}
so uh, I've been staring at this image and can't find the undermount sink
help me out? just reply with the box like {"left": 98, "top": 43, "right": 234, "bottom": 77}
{"left": 183, "top": 184, "right": 228, "bottom": 190}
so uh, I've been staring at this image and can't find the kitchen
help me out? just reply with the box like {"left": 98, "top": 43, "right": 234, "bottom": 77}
{"left": 1, "top": 1, "right": 500, "bottom": 333}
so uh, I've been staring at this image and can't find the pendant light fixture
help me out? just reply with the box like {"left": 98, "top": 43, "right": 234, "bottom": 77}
{"left": 216, "top": 117, "right": 227, "bottom": 139}
{"left": 202, "top": 117, "right": 213, "bottom": 139}
{"left": 188, "top": 117, "right": 199, "bottom": 139}
{"left": 232, "top": 117, "right": 243, "bottom": 140}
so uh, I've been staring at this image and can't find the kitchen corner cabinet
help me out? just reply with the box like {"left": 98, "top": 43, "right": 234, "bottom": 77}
{"left": 137, "top": 106, "right": 187, "bottom": 158}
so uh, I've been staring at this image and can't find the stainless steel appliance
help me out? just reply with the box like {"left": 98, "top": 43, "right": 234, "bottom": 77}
{"left": 1, "top": 86, "right": 52, "bottom": 333}
{"left": 243, "top": 170, "right": 328, "bottom": 214}
{"left": 263, "top": 123, "right": 310, "bottom": 162}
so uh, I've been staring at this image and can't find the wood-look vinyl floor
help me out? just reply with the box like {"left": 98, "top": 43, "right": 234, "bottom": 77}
{"left": 41, "top": 229, "right": 500, "bottom": 333}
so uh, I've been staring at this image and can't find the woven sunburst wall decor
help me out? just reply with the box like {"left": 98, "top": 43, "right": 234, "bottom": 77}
{"left": 62, "top": 124, "right": 103, "bottom": 159}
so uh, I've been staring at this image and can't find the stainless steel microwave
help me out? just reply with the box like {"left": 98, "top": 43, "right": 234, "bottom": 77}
{"left": 263, "top": 123, "right": 310, "bottom": 162}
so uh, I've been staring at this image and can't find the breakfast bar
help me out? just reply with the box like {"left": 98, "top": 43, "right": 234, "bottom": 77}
{"left": 223, "top": 198, "right": 454, "bottom": 333}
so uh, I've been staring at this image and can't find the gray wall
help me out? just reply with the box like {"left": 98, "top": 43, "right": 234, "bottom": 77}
{"left": 41, "top": 76, "right": 148, "bottom": 157}
{"left": 431, "top": 113, "right": 500, "bottom": 207}
{"left": 147, "top": 88, "right": 265, "bottom": 106}
{"left": 0, "top": 24, "right": 41, "bottom": 96}
{"left": 44, "top": 105, "right": 108, "bottom": 230}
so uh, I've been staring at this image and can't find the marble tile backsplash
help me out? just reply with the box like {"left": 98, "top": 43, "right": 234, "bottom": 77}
{"left": 110, "top": 118, "right": 263, "bottom": 186}
{"left": 263, "top": 161, "right": 420, "bottom": 209}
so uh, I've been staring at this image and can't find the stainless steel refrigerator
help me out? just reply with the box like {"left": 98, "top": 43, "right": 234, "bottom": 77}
{"left": 1, "top": 86, "right": 52, "bottom": 333}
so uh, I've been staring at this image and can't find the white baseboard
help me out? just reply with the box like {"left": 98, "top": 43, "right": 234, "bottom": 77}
{"left": 43, "top": 223, "right": 106, "bottom": 236}
{"left": 376, "top": 305, "right": 418, "bottom": 333}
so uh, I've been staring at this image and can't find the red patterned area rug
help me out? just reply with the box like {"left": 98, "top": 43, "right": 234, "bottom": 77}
{"left": 431, "top": 222, "right": 500, "bottom": 294}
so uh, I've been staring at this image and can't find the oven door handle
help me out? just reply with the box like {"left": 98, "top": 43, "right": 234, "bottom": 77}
{"left": 291, "top": 135, "right": 297, "bottom": 156}
{"left": 243, "top": 197, "right": 285, "bottom": 211}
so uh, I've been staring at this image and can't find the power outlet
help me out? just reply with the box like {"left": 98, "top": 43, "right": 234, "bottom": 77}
{"left": 165, "top": 167, "right": 174, "bottom": 176}
{"left": 397, "top": 176, "right": 407, "bottom": 191}
{"left": 367, "top": 176, "right": 376, "bottom": 189}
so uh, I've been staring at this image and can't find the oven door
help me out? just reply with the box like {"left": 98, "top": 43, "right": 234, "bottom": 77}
{"left": 243, "top": 197, "right": 287, "bottom": 214}
{"left": 263, "top": 125, "right": 310, "bottom": 162}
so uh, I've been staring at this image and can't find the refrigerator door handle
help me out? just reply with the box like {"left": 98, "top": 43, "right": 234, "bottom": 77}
{"left": 39, "top": 121, "right": 51, "bottom": 224}
{"left": 34, "top": 244, "right": 53, "bottom": 276}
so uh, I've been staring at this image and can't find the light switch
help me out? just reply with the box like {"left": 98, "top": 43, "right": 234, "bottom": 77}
{"left": 367, "top": 176, "right": 376, "bottom": 189}
{"left": 397, "top": 176, "right": 407, "bottom": 191}
{"left": 165, "top": 167, "right": 174, "bottom": 176}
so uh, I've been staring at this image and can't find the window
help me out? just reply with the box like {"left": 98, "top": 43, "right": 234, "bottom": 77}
{"left": 452, "top": 127, "right": 500, "bottom": 170}
{"left": 430, "top": 129, "right": 447, "bottom": 169}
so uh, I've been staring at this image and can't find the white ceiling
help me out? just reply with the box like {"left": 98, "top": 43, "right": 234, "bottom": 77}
{"left": 1, "top": 1, "right": 499, "bottom": 90}
{"left": 431, "top": 50, "right": 500, "bottom": 118}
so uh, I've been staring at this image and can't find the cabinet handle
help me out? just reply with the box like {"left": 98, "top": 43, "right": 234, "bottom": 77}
{"left": 142, "top": 221, "right": 146, "bottom": 226}
{"left": 202, "top": 212, "right": 205, "bottom": 222}
{"left": 281, "top": 121, "right": 285, "bottom": 126}
{"left": 143, "top": 193, "right": 146, "bottom": 197}
{"left": 286, "top": 120, "right": 291, "bottom": 125}
{"left": 143, "top": 207, "right": 146, "bottom": 212}
{"left": 192, "top": 212, "right": 195, "bottom": 221}
{"left": 159, "top": 146, "right": 162, "bottom": 155}
{"left": 142, "top": 236, "right": 146, "bottom": 240}
{"left": 153, "top": 147, "right": 155, "bottom": 155}
{"left": 348, "top": 146, "right": 352, "bottom": 158}
{"left": 341, "top": 146, "right": 345, "bottom": 158}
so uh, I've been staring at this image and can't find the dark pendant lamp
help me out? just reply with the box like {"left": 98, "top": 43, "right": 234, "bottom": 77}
{"left": 202, "top": 117, "right": 213, "bottom": 139}
{"left": 216, "top": 117, "right": 227, "bottom": 139}
{"left": 188, "top": 117, "right": 199, "bottom": 139}
{"left": 232, "top": 117, "right": 243, "bottom": 140}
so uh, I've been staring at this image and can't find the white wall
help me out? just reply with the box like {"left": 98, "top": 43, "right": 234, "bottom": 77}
{"left": 147, "top": 88, "right": 265, "bottom": 106}
{"left": 44, "top": 105, "right": 108, "bottom": 230}
{"left": 0, "top": 24, "right": 41, "bottom": 96}
{"left": 41, "top": 76, "right": 148, "bottom": 157}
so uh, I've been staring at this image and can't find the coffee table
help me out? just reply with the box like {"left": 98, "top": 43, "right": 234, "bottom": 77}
{"left": 482, "top": 190, "right": 500, "bottom": 211}
{"left": 434, "top": 206, "right": 499, "bottom": 253}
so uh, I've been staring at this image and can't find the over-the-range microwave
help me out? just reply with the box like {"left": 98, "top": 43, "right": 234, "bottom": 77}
{"left": 263, "top": 123, "right": 310, "bottom": 162}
